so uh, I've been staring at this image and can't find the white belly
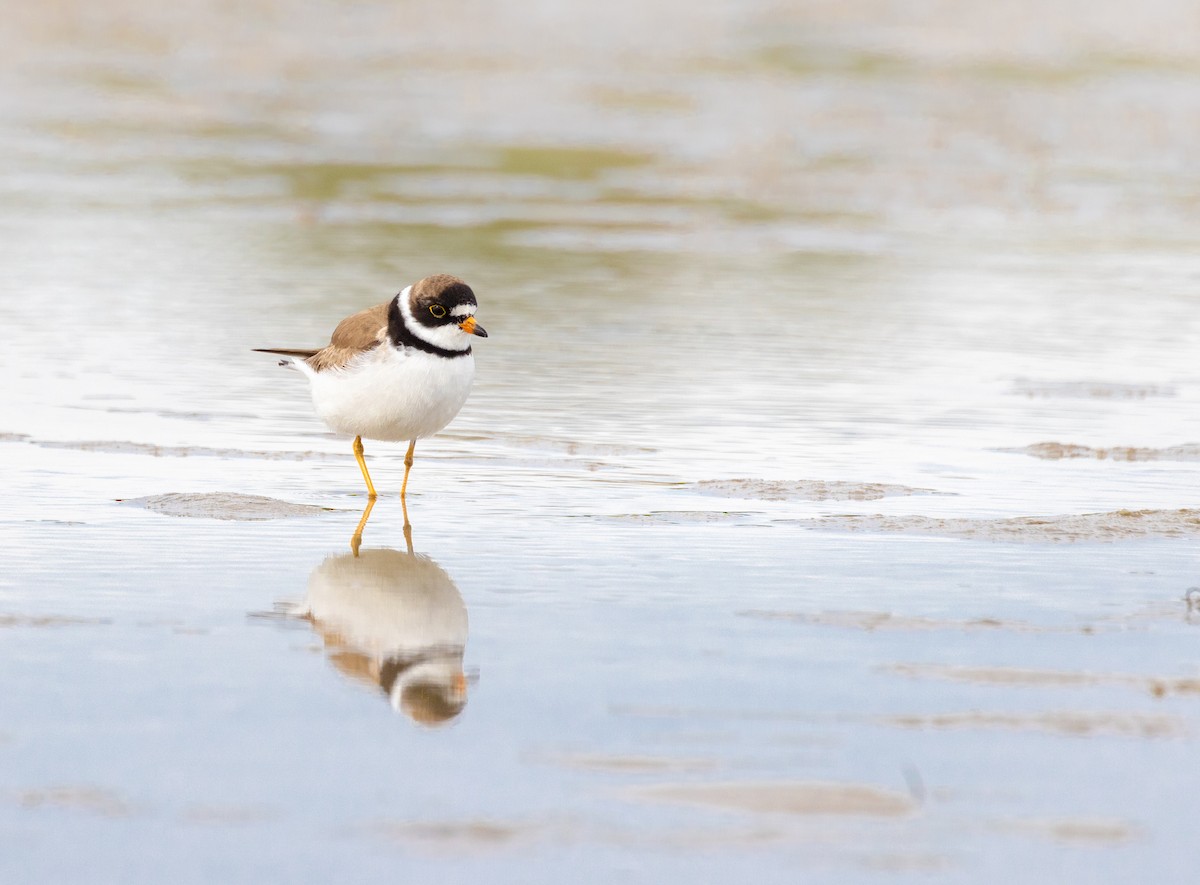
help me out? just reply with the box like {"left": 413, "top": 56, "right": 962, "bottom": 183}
{"left": 305, "top": 346, "right": 475, "bottom": 442}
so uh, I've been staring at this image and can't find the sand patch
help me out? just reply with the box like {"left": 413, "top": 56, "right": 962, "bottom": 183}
{"left": 740, "top": 609, "right": 1067, "bottom": 633}
{"left": 605, "top": 511, "right": 755, "bottom": 525}
{"left": 1006, "top": 442, "right": 1200, "bottom": 462}
{"left": 181, "top": 803, "right": 280, "bottom": 825}
{"left": 123, "top": 492, "right": 334, "bottom": 520}
{"left": 1000, "top": 817, "right": 1140, "bottom": 844}
{"left": 368, "top": 819, "right": 534, "bottom": 850}
{"left": 1010, "top": 380, "right": 1175, "bottom": 399}
{"left": 794, "top": 509, "right": 1200, "bottom": 541}
{"left": 16, "top": 786, "right": 134, "bottom": 817}
{"left": 859, "top": 852, "right": 953, "bottom": 872}
{"left": 630, "top": 781, "right": 915, "bottom": 817}
{"left": 0, "top": 614, "right": 110, "bottom": 628}
{"left": 681, "top": 479, "right": 944, "bottom": 501}
{"left": 889, "top": 663, "right": 1200, "bottom": 697}
{"left": 882, "top": 711, "right": 1184, "bottom": 739}
{"left": 453, "top": 430, "right": 655, "bottom": 457}
{"left": 37, "top": 439, "right": 340, "bottom": 460}
{"left": 547, "top": 753, "right": 716, "bottom": 774}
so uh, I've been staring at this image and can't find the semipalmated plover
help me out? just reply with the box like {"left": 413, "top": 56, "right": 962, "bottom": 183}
{"left": 256, "top": 274, "right": 487, "bottom": 499}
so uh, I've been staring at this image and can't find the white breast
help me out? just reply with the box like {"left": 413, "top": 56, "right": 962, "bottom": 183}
{"left": 304, "top": 345, "right": 476, "bottom": 442}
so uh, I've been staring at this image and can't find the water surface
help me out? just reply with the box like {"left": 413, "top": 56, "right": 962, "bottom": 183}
{"left": 3, "top": 1, "right": 1200, "bottom": 882}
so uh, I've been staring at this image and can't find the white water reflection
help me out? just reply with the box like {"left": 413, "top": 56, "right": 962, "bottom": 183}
{"left": 283, "top": 511, "right": 470, "bottom": 726}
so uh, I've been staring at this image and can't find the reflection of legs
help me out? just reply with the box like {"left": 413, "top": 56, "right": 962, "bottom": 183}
{"left": 400, "top": 439, "right": 416, "bottom": 500}
{"left": 350, "top": 497, "right": 376, "bottom": 557}
{"left": 353, "top": 435, "right": 377, "bottom": 499}
{"left": 401, "top": 495, "right": 413, "bottom": 555}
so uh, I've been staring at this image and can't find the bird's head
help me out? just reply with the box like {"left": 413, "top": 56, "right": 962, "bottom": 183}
{"left": 395, "top": 274, "right": 487, "bottom": 353}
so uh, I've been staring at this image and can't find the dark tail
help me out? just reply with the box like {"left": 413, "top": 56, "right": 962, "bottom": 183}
{"left": 253, "top": 348, "right": 319, "bottom": 358}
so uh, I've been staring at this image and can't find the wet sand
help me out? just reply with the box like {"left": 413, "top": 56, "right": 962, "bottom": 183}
{"left": 4, "top": 1, "right": 1200, "bottom": 883}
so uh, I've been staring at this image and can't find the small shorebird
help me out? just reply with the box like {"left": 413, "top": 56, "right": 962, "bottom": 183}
{"left": 255, "top": 274, "right": 487, "bottom": 499}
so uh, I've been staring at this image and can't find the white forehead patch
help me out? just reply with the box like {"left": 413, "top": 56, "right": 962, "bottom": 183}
{"left": 450, "top": 303, "right": 475, "bottom": 318}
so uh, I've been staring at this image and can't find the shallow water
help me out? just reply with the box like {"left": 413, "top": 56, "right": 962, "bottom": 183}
{"left": 4, "top": 1, "right": 1200, "bottom": 882}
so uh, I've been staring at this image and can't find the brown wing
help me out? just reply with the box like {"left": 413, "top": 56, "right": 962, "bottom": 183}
{"left": 254, "top": 303, "right": 390, "bottom": 371}
{"left": 305, "top": 302, "right": 390, "bottom": 372}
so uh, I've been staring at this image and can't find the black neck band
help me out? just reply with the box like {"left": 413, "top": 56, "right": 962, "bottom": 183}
{"left": 379, "top": 648, "right": 463, "bottom": 694}
{"left": 388, "top": 298, "right": 472, "bottom": 359}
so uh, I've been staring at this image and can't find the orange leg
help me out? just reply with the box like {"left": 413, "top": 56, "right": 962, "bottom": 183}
{"left": 353, "top": 435, "right": 377, "bottom": 499}
{"left": 400, "top": 439, "right": 416, "bottom": 500}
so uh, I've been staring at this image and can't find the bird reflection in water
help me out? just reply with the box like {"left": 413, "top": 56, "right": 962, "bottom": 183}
{"left": 293, "top": 499, "right": 470, "bottom": 726}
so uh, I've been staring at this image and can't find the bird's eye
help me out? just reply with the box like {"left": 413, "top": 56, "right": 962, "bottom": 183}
{"left": 429, "top": 305, "right": 447, "bottom": 318}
